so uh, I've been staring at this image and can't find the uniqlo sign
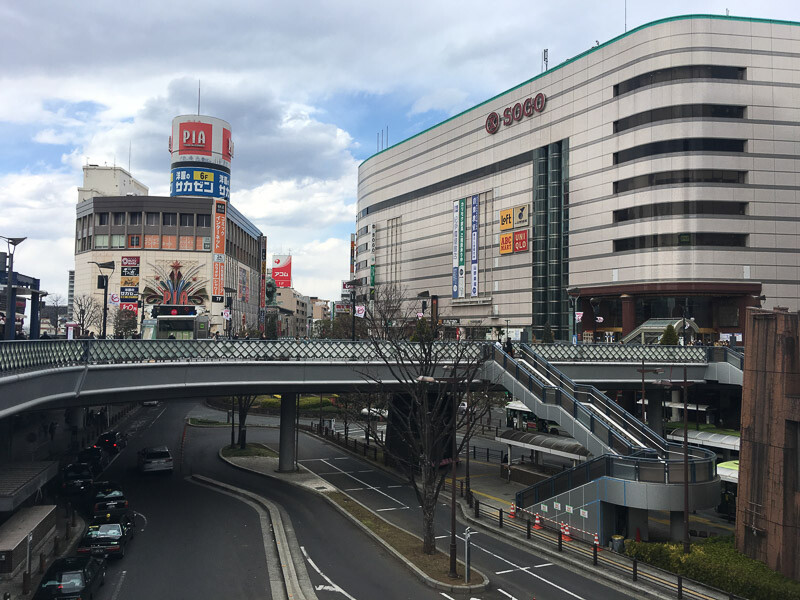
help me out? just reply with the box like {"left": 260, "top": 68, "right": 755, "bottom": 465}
{"left": 179, "top": 122, "right": 212, "bottom": 156}
{"left": 513, "top": 229, "right": 529, "bottom": 252}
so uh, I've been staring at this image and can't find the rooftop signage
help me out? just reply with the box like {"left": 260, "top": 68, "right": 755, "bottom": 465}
{"left": 485, "top": 93, "right": 546, "bottom": 135}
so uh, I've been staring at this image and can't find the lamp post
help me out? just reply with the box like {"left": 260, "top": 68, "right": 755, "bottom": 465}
{"left": 637, "top": 358, "right": 663, "bottom": 432}
{"left": 504, "top": 319, "right": 510, "bottom": 343}
{"left": 1, "top": 236, "right": 26, "bottom": 340}
{"left": 590, "top": 297, "right": 600, "bottom": 343}
{"left": 90, "top": 260, "right": 115, "bottom": 339}
{"left": 224, "top": 286, "right": 236, "bottom": 339}
{"left": 567, "top": 287, "right": 579, "bottom": 344}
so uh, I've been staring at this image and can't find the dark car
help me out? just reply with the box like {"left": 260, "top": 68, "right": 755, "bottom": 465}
{"left": 77, "top": 512, "right": 136, "bottom": 558}
{"left": 33, "top": 556, "right": 105, "bottom": 599}
{"left": 90, "top": 482, "right": 129, "bottom": 517}
{"left": 76, "top": 446, "right": 110, "bottom": 477}
{"left": 94, "top": 430, "right": 127, "bottom": 454}
{"left": 60, "top": 463, "right": 94, "bottom": 498}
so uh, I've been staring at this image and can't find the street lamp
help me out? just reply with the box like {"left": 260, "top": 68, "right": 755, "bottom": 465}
{"left": 1, "top": 236, "right": 26, "bottom": 340}
{"left": 590, "top": 297, "right": 600, "bottom": 343}
{"left": 567, "top": 287, "right": 579, "bottom": 344}
{"left": 90, "top": 261, "right": 115, "bottom": 339}
{"left": 504, "top": 319, "right": 510, "bottom": 343}
{"left": 637, "top": 358, "right": 663, "bottom": 433}
{"left": 224, "top": 286, "right": 236, "bottom": 339}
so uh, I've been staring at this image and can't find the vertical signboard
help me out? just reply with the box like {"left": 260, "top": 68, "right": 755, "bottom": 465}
{"left": 452, "top": 202, "right": 459, "bottom": 299}
{"left": 212, "top": 199, "right": 226, "bottom": 302}
{"left": 458, "top": 198, "right": 466, "bottom": 298}
{"left": 259, "top": 236, "right": 267, "bottom": 309}
{"left": 119, "top": 256, "right": 140, "bottom": 314}
{"left": 350, "top": 234, "right": 355, "bottom": 275}
{"left": 470, "top": 194, "right": 479, "bottom": 297}
{"left": 273, "top": 255, "right": 292, "bottom": 288}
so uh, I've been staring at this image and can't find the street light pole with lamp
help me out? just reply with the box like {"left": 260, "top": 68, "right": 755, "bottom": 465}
{"left": 89, "top": 260, "right": 115, "bottom": 339}
{"left": 589, "top": 297, "right": 600, "bottom": 343}
{"left": 566, "top": 287, "right": 579, "bottom": 344}
{"left": 1, "top": 236, "right": 26, "bottom": 340}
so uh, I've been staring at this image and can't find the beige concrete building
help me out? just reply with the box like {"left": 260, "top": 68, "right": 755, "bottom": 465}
{"left": 356, "top": 15, "right": 800, "bottom": 343}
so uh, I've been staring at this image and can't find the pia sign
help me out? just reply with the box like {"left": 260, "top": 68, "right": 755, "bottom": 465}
{"left": 485, "top": 93, "right": 546, "bottom": 135}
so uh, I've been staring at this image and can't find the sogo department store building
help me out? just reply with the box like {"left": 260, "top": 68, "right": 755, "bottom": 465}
{"left": 355, "top": 15, "right": 800, "bottom": 342}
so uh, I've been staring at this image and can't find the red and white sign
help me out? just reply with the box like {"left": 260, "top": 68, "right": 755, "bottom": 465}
{"left": 178, "top": 121, "right": 212, "bottom": 156}
{"left": 109, "top": 293, "right": 120, "bottom": 305}
{"left": 212, "top": 200, "right": 227, "bottom": 298}
{"left": 121, "top": 256, "right": 140, "bottom": 267}
{"left": 575, "top": 312, "right": 584, "bottom": 323}
{"left": 120, "top": 302, "right": 138, "bottom": 314}
{"left": 273, "top": 255, "right": 292, "bottom": 288}
{"left": 222, "top": 128, "right": 234, "bottom": 161}
{"left": 342, "top": 280, "right": 354, "bottom": 291}
{"left": 513, "top": 229, "right": 528, "bottom": 252}
{"left": 355, "top": 305, "right": 366, "bottom": 318}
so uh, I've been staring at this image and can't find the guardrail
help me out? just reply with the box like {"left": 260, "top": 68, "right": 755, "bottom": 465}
{"left": 530, "top": 343, "right": 708, "bottom": 363}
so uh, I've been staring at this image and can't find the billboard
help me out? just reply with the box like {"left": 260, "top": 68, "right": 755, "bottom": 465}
{"left": 452, "top": 202, "right": 459, "bottom": 299}
{"left": 119, "top": 256, "right": 140, "bottom": 313}
{"left": 170, "top": 167, "right": 230, "bottom": 200}
{"left": 470, "top": 195, "right": 479, "bottom": 297}
{"left": 500, "top": 232, "right": 513, "bottom": 255}
{"left": 169, "top": 115, "right": 232, "bottom": 169}
{"left": 273, "top": 255, "right": 292, "bottom": 288}
{"left": 212, "top": 200, "right": 226, "bottom": 302}
{"left": 513, "top": 229, "right": 529, "bottom": 252}
{"left": 238, "top": 267, "right": 250, "bottom": 302}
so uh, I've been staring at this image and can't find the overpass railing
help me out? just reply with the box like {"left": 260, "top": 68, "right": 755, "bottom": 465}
{"left": 530, "top": 343, "right": 708, "bottom": 363}
{"left": 0, "top": 339, "right": 485, "bottom": 376}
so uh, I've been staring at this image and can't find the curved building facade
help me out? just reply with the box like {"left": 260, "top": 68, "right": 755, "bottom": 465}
{"left": 356, "top": 15, "right": 800, "bottom": 343}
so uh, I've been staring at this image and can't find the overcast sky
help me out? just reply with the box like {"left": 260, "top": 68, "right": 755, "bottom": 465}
{"left": 1, "top": 1, "right": 796, "bottom": 305}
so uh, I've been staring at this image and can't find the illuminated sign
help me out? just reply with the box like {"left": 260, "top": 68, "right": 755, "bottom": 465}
{"left": 485, "top": 93, "right": 546, "bottom": 135}
{"left": 273, "top": 255, "right": 292, "bottom": 288}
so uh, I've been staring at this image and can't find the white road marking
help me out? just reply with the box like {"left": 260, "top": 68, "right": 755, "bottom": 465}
{"left": 110, "top": 570, "right": 127, "bottom": 600}
{"left": 440, "top": 594, "right": 456, "bottom": 600}
{"left": 376, "top": 506, "right": 409, "bottom": 512}
{"left": 318, "top": 458, "right": 407, "bottom": 508}
{"left": 435, "top": 535, "right": 448, "bottom": 539}
{"left": 344, "top": 487, "right": 365, "bottom": 491}
{"left": 497, "top": 589, "right": 518, "bottom": 600}
{"left": 534, "top": 563, "right": 553, "bottom": 568}
{"left": 496, "top": 566, "right": 530, "bottom": 574}
{"left": 133, "top": 511, "right": 147, "bottom": 531}
{"left": 301, "top": 546, "right": 357, "bottom": 600}
{"left": 387, "top": 485, "right": 403, "bottom": 488}
{"left": 316, "top": 585, "right": 339, "bottom": 591}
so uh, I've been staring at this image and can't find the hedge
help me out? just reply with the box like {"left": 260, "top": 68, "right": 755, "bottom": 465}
{"left": 625, "top": 536, "right": 800, "bottom": 600}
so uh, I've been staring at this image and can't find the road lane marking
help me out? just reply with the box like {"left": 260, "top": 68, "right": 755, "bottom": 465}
{"left": 496, "top": 567, "right": 530, "bottom": 574}
{"left": 301, "top": 546, "right": 357, "bottom": 600}
{"left": 440, "top": 594, "right": 456, "bottom": 600}
{"left": 533, "top": 563, "right": 553, "bottom": 568}
{"left": 497, "top": 589, "right": 518, "bottom": 600}
{"left": 318, "top": 458, "right": 407, "bottom": 508}
{"left": 110, "top": 570, "right": 126, "bottom": 600}
{"left": 376, "top": 507, "right": 409, "bottom": 512}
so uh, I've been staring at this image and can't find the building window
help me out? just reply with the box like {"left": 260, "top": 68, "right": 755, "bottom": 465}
{"left": 95, "top": 213, "right": 109, "bottom": 226}
{"left": 128, "top": 212, "right": 142, "bottom": 226}
{"left": 111, "top": 234, "right": 125, "bottom": 248}
{"left": 113, "top": 212, "right": 125, "bottom": 226}
{"left": 614, "top": 65, "right": 745, "bottom": 97}
{"left": 614, "top": 201, "right": 747, "bottom": 223}
{"left": 613, "top": 138, "right": 745, "bottom": 166}
{"left": 357, "top": 225, "right": 369, "bottom": 236}
{"left": 197, "top": 214, "right": 211, "bottom": 228}
{"left": 128, "top": 235, "right": 141, "bottom": 248}
{"left": 613, "top": 232, "right": 747, "bottom": 252}
{"left": 180, "top": 214, "right": 194, "bottom": 227}
{"left": 614, "top": 169, "right": 747, "bottom": 194}
{"left": 356, "top": 242, "right": 369, "bottom": 253}
{"left": 614, "top": 104, "right": 745, "bottom": 133}
{"left": 162, "top": 212, "right": 177, "bottom": 226}
{"left": 146, "top": 212, "right": 159, "bottom": 226}
{"left": 162, "top": 235, "right": 177, "bottom": 249}
{"left": 94, "top": 234, "right": 109, "bottom": 248}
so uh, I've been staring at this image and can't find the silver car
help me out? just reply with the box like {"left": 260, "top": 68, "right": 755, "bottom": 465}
{"left": 137, "top": 446, "right": 173, "bottom": 473}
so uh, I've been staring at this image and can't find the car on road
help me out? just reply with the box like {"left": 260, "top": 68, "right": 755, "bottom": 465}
{"left": 76, "top": 446, "right": 110, "bottom": 477}
{"left": 94, "top": 430, "right": 127, "bottom": 454}
{"left": 137, "top": 446, "right": 173, "bottom": 473}
{"left": 33, "top": 556, "right": 105, "bottom": 599}
{"left": 90, "top": 482, "right": 130, "bottom": 517}
{"left": 77, "top": 512, "right": 136, "bottom": 558}
{"left": 140, "top": 400, "right": 159, "bottom": 406}
{"left": 60, "top": 463, "right": 94, "bottom": 499}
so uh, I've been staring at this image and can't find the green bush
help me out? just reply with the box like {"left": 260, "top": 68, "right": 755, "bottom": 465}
{"left": 625, "top": 537, "right": 800, "bottom": 600}
{"left": 660, "top": 324, "right": 679, "bottom": 345}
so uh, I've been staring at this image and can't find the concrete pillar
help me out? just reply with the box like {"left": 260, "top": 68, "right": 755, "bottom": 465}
{"left": 278, "top": 392, "right": 297, "bottom": 472}
{"left": 669, "top": 511, "right": 684, "bottom": 542}
{"left": 647, "top": 393, "right": 663, "bottom": 436}
{"left": 671, "top": 389, "right": 681, "bottom": 422}
{"left": 621, "top": 294, "right": 635, "bottom": 337}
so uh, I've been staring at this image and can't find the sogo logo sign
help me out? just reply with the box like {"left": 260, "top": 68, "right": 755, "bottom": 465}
{"left": 485, "top": 93, "right": 546, "bottom": 135}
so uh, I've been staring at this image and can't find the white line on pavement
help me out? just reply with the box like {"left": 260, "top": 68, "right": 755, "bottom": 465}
{"left": 301, "top": 546, "right": 358, "bottom": 600}
{"left": 533, "top": 563, "right": 553, "bottom": 568}
{"left": 109, "top": 570, "right": 127, "bottom": 600}
{"left": 440, "top": 594, "right": 456, "bottom": 600}
{"left": 376, "top": 507, "right": 409, "bottom": 512}
{"left": 496, "top": 567, "right": 530, "bottom": 574}
{"left": 318, "top": 458, "right": 407, "bottom": 508}
{"left": 497, "top": 589, "right": 518, "bottom": 600}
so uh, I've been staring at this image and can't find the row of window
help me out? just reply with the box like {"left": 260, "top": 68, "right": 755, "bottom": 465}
{"left": 613, "top": 201, "right": 747, "bottom": 223}
{"left": 614, "top": 232, "right": 747, "bottom": 252}
{"left": 91, "top": 234, "right": 212, "bottom": 251}
{"left": 94, "top": 212, "right": 212, "bottom": 228}
{"left": 613, "top": 65, "right": 745, "bottom": 96}
{"left": 614, "top": 169, "right": 747, "bottom": 194}
{"left": 613, "top": 138, "right": 745, "bottom": 165}
{"left": 614, "top": 104, "right": 745, "bottom": 133}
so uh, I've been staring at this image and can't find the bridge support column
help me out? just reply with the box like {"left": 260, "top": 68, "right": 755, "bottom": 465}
{"left": 646, "top": 393, "right": 664, "bottom": 437}
{"left": 669, "top": 510, "right": 684, "bottom": 542}
{"left": 278, "top": 392, "right": 297, "bottom": 472}
{"left": 671, "top": 390, "right": 682, "bottom": 422}
{"left": 628, "top": 508, "right": 649, "bottom": 542}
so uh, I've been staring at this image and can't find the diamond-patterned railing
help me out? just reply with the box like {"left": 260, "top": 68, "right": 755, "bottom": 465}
{"left": 531, "top": 343, "right": 708, "bottom": 363}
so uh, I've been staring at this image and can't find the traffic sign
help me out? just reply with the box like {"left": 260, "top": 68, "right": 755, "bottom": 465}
{"left": 222, "top": 308, "right": 231, "bottom": 320}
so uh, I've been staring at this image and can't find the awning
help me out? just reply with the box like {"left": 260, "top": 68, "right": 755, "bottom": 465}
{"left": 495, "top": 429, "right": 590, "bottom": 461}
{"left": 505, "top": 400, "right": 533, "bottom": 413}
{"left": 667, "top": 428, "right": 740, "bottom": 451}
{"left": 0, "top": 462, "right": 59, "bottom": 512}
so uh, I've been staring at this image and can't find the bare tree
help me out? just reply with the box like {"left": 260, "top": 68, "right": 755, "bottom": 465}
{"left": 73, "top": 295, "right": 101, "bottom": 336}
{"left": 112, "top": 307, "right": 138, "bottom": 338}
{"left": 45, "top": 293, "right": 65, "bottom": 334}
{"left": 349, "top": 284, "right": 493, "bottom": 556}
{"left": 235, "top": 394, "right": 259, "bottom": 449}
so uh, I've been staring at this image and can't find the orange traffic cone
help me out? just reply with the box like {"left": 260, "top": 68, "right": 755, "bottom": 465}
{"left": 563, "top": 523, "right": 573, "bottom": 542}
{"left": 533, "top": 513, "right": 543, "bottom": 529}
{"left": 593, "top": 532, "right": 601, "bottom": 550}
{"left": 509, "top": 502, "right": 516, "bottom": 518}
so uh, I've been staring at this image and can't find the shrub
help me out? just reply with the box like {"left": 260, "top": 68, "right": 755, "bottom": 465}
{"left": 660, "top": 324, "right": 679, "bottom": 345}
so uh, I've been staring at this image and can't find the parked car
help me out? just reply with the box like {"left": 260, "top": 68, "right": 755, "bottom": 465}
{"left": 78, "top": 512, "right": 136, "bottom": 558}
{"left": 94, "top": 430, "right": 128, "bottom": 454}
{"left": 76, "top": 446, "right": 110, "bottom": 477}
{"left": 90, "top": 482, "right": 129, "bottom": 517}
{"left": 33, "top": 556, "right": 105, "bottom": 599}
{"left": 137, "top": 446, "right": 173, "bottom": 473}
{"left": 60, "top": 463, "right": 94, "bottom": 498}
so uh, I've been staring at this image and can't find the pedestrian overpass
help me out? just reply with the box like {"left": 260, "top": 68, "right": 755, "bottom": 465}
{"left": 0, "top": 339, "right": 723, "bottom": 543}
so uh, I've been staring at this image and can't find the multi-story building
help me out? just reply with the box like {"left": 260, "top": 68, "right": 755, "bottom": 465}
{"left": 73, "top": 116, "right": 266, "bottom": 337}
{"left": 356, "top": 15, "right": 800, "bottom": 343}
{"left": 275, "top": 288, "right": 312, "bottom": 337}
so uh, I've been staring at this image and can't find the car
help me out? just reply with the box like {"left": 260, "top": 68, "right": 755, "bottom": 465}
{"left": 33, "top": 556, "right": 105, "bottom": 599}
{"left": 90, "top": 482, "right": 129, "bottom": 517}
{"left": 76, "top": 446, "right": 110, "bottom": 477}
{"left": 94, "top": 430, "right": 128, "bottom": 454}
{"left": 140, "top": 400, "right": 159, "bottom": 407}
{"left": 77, "top": 512, "right": 136, "bottom": 558}
{"left": 137, "top": 446, "right": 173, "bottom": 473}
{"left": 60, "top": 463, "right": 94, "bottom": 498}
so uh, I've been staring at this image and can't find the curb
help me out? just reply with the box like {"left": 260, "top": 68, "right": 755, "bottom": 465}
{"left": 218, "top": 449, "right": 490, "bottom": 594}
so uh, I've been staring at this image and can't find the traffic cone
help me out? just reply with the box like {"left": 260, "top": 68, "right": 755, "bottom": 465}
{"left": 509, "top": 502, "right": 516, "bottom": 518}
{"left": 533, "top": 513, "right": 543, "bottom": 529}
{"left": 593, "top": 532, "right": 601, "bottom": 550}
{"left": 563, "top": 523, "right": 573, "bottom": 542}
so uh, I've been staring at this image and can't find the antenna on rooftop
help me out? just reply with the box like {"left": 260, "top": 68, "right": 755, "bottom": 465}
{"left": 197, "top": 80, "right": 201, "bottom": 115}
{"left": 542, "top": 49, "right": 548, "bottom": 73}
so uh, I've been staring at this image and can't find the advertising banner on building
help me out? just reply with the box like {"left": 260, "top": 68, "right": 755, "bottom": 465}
{"left": 259, "top": 236, "right": 267, "bottom": 309}
{"left": 458, "top": 198, "right": 466, "bottom": 298}
{"left": 273, "top": 255, "right": 292, "bottom": 288}
{"left": 212, "top": 200, "right": 227, "bottom": 302}
{"left": 500, "top": 208, "right": 513, "bottom": 231}
{"left": 514, "top": 204, "right": 529, "bottom": 228}
{"left": 350, "top": 234, "right": 355, "bottom": 275}
{"left": 470, "top": 194, "right": 479, "bottom": 297}
{"left": 238, "top": 266, "right": 250, "bottom": 302}
{"left": 513, "top": 229, "right": 529, "bottom": 252}
{"left": 170, "top": 167, "right": 230, "bottom": 200}
{"left": 119, "top": 286, "right": 138, "bottom": 302}
{"left": 121, "top": 256, "right": 140, "bottom": 267}
{"left": 119, "top": 257, "right": 140, "bottom": 313}
{"left": 500, "top": 232, "right": 513, "bottom": 255}
{"left": 452, "top": 202, "right": 459, "bottom": 299}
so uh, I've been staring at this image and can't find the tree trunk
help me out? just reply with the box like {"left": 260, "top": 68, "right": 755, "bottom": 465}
{"left": 421, "top": 495, "right": 437, "bottom": 554}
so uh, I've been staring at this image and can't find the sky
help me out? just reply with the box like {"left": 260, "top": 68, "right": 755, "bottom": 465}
{"left": 1, "top": 1, "right": 797, "bottom": 306}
